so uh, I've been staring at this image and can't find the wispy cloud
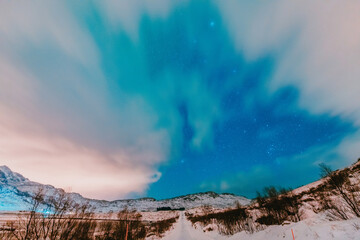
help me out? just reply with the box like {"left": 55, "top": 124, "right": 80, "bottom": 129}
{"left": 218, "top": 0, "right": 360, "bottom": 124}
{"left": 0, "top": 1, "right": 223, "bottom": 199}
{"left": 0, "top": 1, "right": 173, "bottom": 199}
{"left": 1, "top": 0, "right": 360, "bottom": 200}
{"left": 95, "top": 0, "right": 187, "bottom": 39}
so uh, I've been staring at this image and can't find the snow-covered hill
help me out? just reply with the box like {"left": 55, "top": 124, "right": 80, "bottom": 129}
{"left": 160, "top": 212, "right": 360, "bottom": 240}
{"left": 182, "top": 160, "right": 360, "bottom": 240}
{"left": 0, "top": 166, "right": 250, "bottom": 212}
{"left": 93, "top": 191, "right": 250, "bottom": 212}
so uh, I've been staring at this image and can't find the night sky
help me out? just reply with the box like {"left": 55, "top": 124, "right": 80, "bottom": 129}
{"left": 1, "top": 1, "right": 359, "bottom": 200}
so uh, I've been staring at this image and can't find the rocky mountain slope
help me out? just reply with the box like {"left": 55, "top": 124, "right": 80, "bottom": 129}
{"left": 0, "top": 166, "right": 250, "bottom": 212}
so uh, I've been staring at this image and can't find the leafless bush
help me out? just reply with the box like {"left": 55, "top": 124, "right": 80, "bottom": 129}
{"left": 187, "top": 207, "right": 259, "bottom": 235}
{"left": 255, "top": 186, "right": 301, "bottom": 225}
{"left": 352, "top": 222, "right": 360, "bottom": 231}
{"left": 147, "top": 216, "right": 178, "bottom": 238}
{"left": 0, "top": 221, "right": 16, "bottom": 239}
{"left": 2, "top": 189, "right": 96, "bottom": 240}
{"left": 319, "top": 163, "right": 360, "bottom": 219}
{"left": 1, "top": 189, "right": 180, "bottom": 240}
{"left": 96, "top": 210, "right": 177, "bottom": 240}
{"left": 319, "top": 191, "right": 349, "bottom": 221}
{"left": 96, "top": 208, "right": 146, "bottom": 240}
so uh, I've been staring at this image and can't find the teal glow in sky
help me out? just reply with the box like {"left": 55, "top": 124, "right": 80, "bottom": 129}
{"left": 0, "top": 0, "right": 360, "bottom": 200}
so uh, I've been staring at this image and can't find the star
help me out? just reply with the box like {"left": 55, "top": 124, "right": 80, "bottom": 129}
{"left": 266, "top": 144, "right": 276, "bottom": 157}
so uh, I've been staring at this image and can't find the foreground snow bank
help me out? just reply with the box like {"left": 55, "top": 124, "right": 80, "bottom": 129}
{"left": 226, "top": 218, "right": 360, "bottom": 240}
{"left": 159, "top": 212, "right": 360, "bottom": 240}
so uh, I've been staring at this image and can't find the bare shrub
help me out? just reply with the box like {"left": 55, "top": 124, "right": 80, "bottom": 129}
{"left": 187, "top": 207, "right": 258, "bottom": 235}
{"left": 0, "top": 221, "right": 16, "bottom": 240}
{"left": 319, "top": 191, "right": 349, "bottom": 221}
{"left": 319, "top": 163, "right": 360, "bottom": 219}
{"left": 255, "top": 186, "right": 301, "bottom": 226}
{"left": 147, "top": 216, "right": 178, "bottom": 238}
{"left": 2, "top": 189, "right": 179, "bottom": 240}
{"left": 96, "top": 208, "right": 146, "bottom": 240}
{"left": 4, "top": 189, "right": 97, "bottom": 240}
{"left": 353, "top": 222, "right": 360, "bottom": 231}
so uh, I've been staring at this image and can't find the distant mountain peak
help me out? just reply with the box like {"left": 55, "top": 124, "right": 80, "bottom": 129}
{"left": 0, "top": 165, "right": 12, "bottom": 172}
{"left": 0, "top": 165, "right": 28, "bottom": 183}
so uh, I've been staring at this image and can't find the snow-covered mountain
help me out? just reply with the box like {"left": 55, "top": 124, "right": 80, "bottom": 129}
{"left": 93, "top": 191, "right": 251, "bottom": 212}
{"left": 0, "top": 166, "right": 250, "bottom": 212}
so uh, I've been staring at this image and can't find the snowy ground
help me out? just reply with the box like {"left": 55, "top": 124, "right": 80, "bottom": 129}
{"left": 158, "top": 212, "right": 360, "bottom": 240}
{"left": 161, "top": 212, "right": 214, "bottom": 240}
{"left": 0, "top": 211, "right": 21, "bottom": 226}
{"left": 140, "top": 211, "right": 179, "bottom": 222}
{"left": 2, "top": 210, "right": 360, "bottom": 239}
{"left": 226, "top": 218, "right": 360, "bottom": 240}
{"left": 92, "top": 211, "right": 179, "bottom": 222}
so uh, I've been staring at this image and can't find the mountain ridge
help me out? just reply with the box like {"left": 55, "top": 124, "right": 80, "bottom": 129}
{"left": 0, "top": 165, "right": 251, "bottom": 212}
